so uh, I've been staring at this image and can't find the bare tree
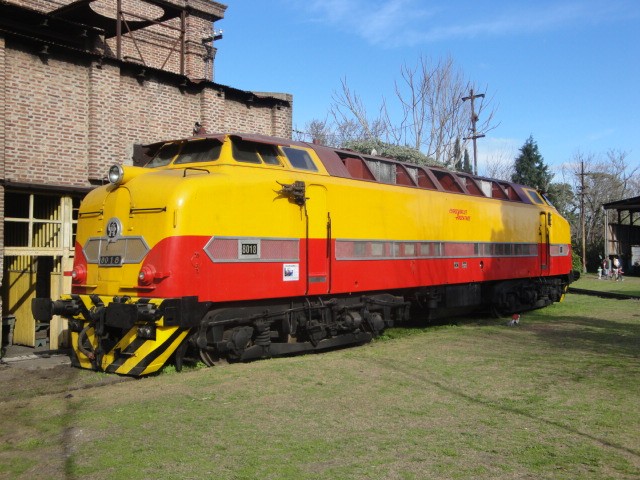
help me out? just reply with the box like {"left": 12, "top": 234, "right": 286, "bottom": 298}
{"left": 604, "top": 149, "right": 640, "bottom": 198}
{"left": 564, "top": 150, "right": 640, "bottom": 267}
{"left": 329, "top": 78, "right": 386, "bottom": 145}
{"left": 480, "top": 149, "right": 516, "bottom": 181}
{"left": 294, "top": 118, "right": 333, "bottom": 145}
{"left": 329, "top": 55, "right": 498, "bottom": 166}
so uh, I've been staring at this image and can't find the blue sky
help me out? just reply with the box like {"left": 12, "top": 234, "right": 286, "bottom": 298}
{"left": 214, "top": 0, "right": 640, "bottom": 174}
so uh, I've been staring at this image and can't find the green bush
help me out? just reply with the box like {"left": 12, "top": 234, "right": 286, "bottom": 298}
{"left": 572, "top": 247, "right": 582, "bottom": 271}
{"left": 343, "top": 139, "right": 440, "bottom": 166}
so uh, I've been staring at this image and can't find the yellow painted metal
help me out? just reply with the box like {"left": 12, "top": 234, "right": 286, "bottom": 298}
{"left": 4, "top": 261, "right": 36, "bottom": 346}
{"left": 65, "top": 294, "right": 186, "bottom": 376}
{"left": 69, "top": 328, "right": 96, "bottom": 370}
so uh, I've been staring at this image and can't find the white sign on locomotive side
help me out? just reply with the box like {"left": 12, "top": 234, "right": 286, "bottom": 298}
{"left": 283, "top": 263, "right": 299, "bottom": 281}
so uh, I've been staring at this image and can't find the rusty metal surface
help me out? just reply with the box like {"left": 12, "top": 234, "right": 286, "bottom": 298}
{"left": 0, "top": 0, "right": 103, "bottom": 51}
{"left": 50, "top": 0, "right": 184, "bottom": 38}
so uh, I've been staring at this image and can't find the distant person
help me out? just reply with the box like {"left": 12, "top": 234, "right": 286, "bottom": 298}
{"left": 602, "top": 259, "right": 610, "bottom": 279}
{"left": 612, "top": 257, "right": 620, "bottom": 280}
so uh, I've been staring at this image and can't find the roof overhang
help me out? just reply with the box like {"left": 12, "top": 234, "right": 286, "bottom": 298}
{"left": 603, "top": 196, "right": 640, "bottom": 213}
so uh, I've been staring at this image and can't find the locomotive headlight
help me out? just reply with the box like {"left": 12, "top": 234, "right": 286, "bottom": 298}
{"left": 108, "top": 164, "right": 124, "bottom": 185}
{"left": 138, "top": 265, "right": 156, "bottom": 285}
{"left": 71, "top": 264, "right": 87, "bottom": 284}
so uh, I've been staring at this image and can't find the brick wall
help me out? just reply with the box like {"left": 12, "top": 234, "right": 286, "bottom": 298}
{"left": 4, "top": 48, "right": 90, "bottom": 186}
{"left": 0, "top": 37, "right": 4, "bottom": 316}
{"left": 1, "top": 39, "right": 292, "bottom": 186}
{"left": 0, "top": 36, "right": 5, "bottom": 182}
{"left": 0, "top": 0, "right": 293, "bottom": 184}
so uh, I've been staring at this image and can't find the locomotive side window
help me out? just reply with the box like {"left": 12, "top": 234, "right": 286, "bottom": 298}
{"left": 232, "top": 139, "right": 262, "bottom": 164}
{"left": 491, "top": 182, "right": 509, "bottom": 199}
{"left": 256, "top": 144, "right": 281, "bottom": 165}
{"left": 145, "top": 143, "right": 180, "bottom": 168}
{"left": 232, "top": 140, "right": 282, "bottom": 166}
{"left": 459, "top": 175, "right": 485, "bottom": 196}
{"left": 365, "top": 158, "right": 395, "bottom": 183}
{"left": 432, "top": 171, "right": 464, "bottom": 193}
{"left": 282, "top": 147, "right": 318, "bottom": 171}
{"left": 339, "top": 154, "right": 376, "bottom": 180}
{"left": 500, "top": 182, "right": 523, "bottom": 201}
{"left": 525, "top": 189, "right": 545, "bottom": 205}
{"left": 173, "top": 139, "right": 222, "bottom": 165}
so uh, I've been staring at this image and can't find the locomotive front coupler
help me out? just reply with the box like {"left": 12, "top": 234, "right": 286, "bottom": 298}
{"left": 32, "top": 296, "right": 85, "bottom": 323}
{"left": 104, "top": 297, "right": 159, "bottom": 330}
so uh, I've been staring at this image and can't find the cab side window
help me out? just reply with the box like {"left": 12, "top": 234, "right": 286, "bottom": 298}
{"left": 525, "top": 189, "right": 545, "bottom": 205}
{"left": 232, "top": 139, "right": 262, "bottom": 163}
{"left": 257, "top": 144, "right": 281, "bottom": 165}
{"left": 232, "top": 139, "right": 282, "bottom": 165}
{"left": 282, "top": 147, "right": 317, "bottom": 171}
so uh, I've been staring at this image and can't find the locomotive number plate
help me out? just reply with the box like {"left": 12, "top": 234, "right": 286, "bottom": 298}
{"left": 99, "top": 255, "right": 123, "bottom": 266}
{"left": 238, "top": 239, "right": 260, "bottom": 259}
{"left": 241, "top": 243, "right": 258, "bottom": 255}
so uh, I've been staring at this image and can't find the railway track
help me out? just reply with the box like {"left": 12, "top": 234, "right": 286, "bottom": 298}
{"left": 568, "top": 287, "right": 640, "bottom": 301}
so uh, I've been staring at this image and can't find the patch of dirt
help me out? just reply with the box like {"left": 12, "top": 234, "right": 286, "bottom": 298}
{"left": 0, "top": 361, "right": 131, "bottom": 404}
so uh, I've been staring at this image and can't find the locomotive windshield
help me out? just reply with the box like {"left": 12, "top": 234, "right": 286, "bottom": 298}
{"left": 145, "top": 139, "right": 222, "bottom": 168}
{"left": 145, "top": 142, "right": 180, "bottom": 168}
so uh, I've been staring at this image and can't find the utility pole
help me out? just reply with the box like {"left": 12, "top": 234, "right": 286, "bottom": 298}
{"left": 602, "top": 206, "right": 608, "bottom": 261}
{"left": 579, "top": 160, "right": 587, "bottom": 273}
{"left": 462, "top": 88, "right": 485, "bottom": 175}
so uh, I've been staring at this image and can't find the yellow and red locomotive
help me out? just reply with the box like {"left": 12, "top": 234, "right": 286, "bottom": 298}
{"left": 33, "top": 133, "right": 574, "bottom": 376}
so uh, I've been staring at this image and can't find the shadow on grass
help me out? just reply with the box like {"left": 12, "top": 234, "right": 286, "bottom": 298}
{"left": 527, "top": 315, "right": 640, "bottom": 358}
{"left": 373, "top": 355, "right": 640, "bottom": 462}
{"left": 1, "top": 356, "right": 134, "bottom": 480}
{"left": 377, "top": 308, "right": 640, "bottom": 464}
{"left": 410, "top": 309, "right": 640, "bottom": 359}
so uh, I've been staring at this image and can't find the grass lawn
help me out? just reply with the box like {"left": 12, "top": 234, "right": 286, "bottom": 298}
{"left": 572, "top": 272, "right": 640, "bottom": 296}
{"left": 1, "top": 292, "right": 639, "bottom": 479}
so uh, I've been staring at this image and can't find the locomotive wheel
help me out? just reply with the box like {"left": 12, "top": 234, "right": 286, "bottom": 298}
{"left": 198, "top": 347, "right": 230, "bottom": 367}
{"left": 199, "top": 327, "right": 252, "bottom": 366}
{"left": 199, "top": 348, "right": 218, "bottom": 367}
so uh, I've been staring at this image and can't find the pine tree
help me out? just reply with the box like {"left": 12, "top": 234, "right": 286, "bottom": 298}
{"left": 511, "top": 136, "right": 552, "bottom": 191}
{"left": 462, "top": 149, "right": 472, "bottom": 174}
{"left": 453, "top": 138, "right": 462, "bottom": 171}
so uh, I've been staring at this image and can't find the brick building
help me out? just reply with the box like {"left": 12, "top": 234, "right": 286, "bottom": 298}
{"left": 0, "top": 0, "right": 293, "bottom": 349}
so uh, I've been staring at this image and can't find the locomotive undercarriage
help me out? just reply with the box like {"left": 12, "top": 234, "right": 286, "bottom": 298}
{"left": 32, "top": 275, "right": 568, "bottom": 375}
{"left": 411, "top": 275, "right": 570, "bottom": 321}
{"left": 485, "top": 276, "right": 569, "bottom": 317}
{"left": 193, "top": 294, "right": 410, "bottom": 367}
{"left": 33, "top": 293, "right": 411, "bottom": 374}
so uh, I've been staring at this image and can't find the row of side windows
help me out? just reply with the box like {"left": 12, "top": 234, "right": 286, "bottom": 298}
{"left": 337, "top": 152, "right": 532, "bottom": 203}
